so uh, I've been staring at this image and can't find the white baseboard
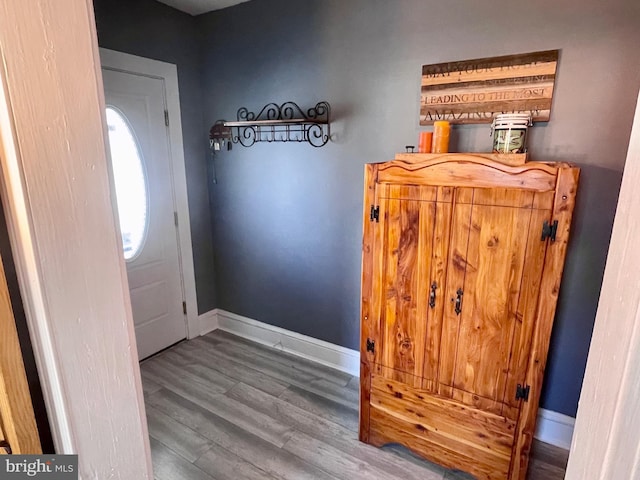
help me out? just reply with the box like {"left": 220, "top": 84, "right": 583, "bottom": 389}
{"left": 198, "top": 309, "right": 219, "bottom": 336}
{"left": 534, "top": 408, "right": 575, "bottom": 450}
{"left": 200, "top": 309, "right": 360, "bottom": 376}
{"left": 197, "top": 308, "right": 574, "bottom": 450}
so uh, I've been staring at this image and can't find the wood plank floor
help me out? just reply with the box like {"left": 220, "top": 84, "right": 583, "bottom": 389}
{"left": 141, "top": 330, "right": 569, "bottom": 480}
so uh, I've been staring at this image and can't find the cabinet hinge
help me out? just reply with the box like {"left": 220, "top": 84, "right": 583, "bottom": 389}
{"left": 516, "top": 384, "right": 530, "bottom": 401}
{"left": 182, "top": 301, "right": 187, "bottom": 315}
{"left": 174, "top": 211, "right": 179, "bottom": 227}
{"left": 164, "top": 110, "right": 170, "bottom": 127}
{"left": 370, "top": 205, "right": 380, "bottom": 223}
{"left": 541, "top": 220, "right": 558, "bottom": 242}
{"left": 366, "top": 338, "right": 375, "bottom": 353}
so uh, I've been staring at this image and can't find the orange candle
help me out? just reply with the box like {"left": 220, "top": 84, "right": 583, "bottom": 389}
{"left": 419, "top": 131, "right": 433, "bottom": 153}
{"left": 432, "top": 121, "right": 451, "bottom": 153}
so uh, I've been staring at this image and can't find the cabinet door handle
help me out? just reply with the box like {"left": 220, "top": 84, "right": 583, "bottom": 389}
{"left": 454, "top": 288, "right": 463, "bottom": 315}
{"left": 429, "top": 282, "right": 437, "bottom": 309}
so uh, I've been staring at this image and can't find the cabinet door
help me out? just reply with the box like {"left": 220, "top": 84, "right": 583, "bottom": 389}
{"left": 438, "top": 188, "right": 554, "bottom": 418}
{"left": 372, "top": 184, "right": 451, "bottom": 388}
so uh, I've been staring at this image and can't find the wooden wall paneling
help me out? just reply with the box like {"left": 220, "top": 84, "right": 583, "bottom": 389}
{"left": 0, "top": 251, "right": 41, "bottom": 454}
{"left": 510, "top": 166, "right": 580, "bottom": 479}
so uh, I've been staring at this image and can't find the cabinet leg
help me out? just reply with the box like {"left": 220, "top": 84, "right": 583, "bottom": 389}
{"left": 359, "top": 361, "right": 371, "bottom": 443}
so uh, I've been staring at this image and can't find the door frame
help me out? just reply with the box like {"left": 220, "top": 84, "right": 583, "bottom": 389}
{"left": 565, "top": 91, "right": 640, "bottom": 478}
{"left": 100, "top": 48, "right": 199, "bottom": 341}
{"left": 0, "top": 0, "right": 152, "bottom": 475}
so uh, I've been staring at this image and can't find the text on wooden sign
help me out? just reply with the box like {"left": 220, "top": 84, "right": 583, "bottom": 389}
{"left": 420, "top": 50, "right": 559, "bottom": 125}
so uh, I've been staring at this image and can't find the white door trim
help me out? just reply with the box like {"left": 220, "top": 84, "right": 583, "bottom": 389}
{"left": 565, "top": 89, "right": 640, "bottom": 478}
{"left": 0, "top": 51, "right": 74, "bottom": 453}
{"left": 0, "top": 1, "right": 152, "bottom": 476}
{"left": 100, "top": 48, "right": 199, "bottom": 340}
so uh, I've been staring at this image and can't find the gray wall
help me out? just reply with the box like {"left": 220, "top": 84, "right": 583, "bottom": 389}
{"left": 198, "top": 0, "right": 640, "bottom": 416}
{"left": 93, "top": 0, "right": 217, "bottom": 313}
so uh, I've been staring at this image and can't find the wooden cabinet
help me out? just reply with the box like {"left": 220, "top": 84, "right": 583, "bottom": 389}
{"left": 0, "top": 250, "right": 41, "bottom": 455}
{"left": 359, "top": 154, "right": 579, "bottom": 480}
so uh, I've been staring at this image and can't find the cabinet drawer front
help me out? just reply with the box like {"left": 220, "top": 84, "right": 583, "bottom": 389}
{"left": 370, "top": 373, "right": 515, "bottom": 479}
{"left": 369, "top": 408, "right": 510, "bottom": 480}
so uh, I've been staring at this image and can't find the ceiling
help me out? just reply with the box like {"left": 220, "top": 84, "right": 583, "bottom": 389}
{"left": 156, "top": 0, "right": 252, "bottom": 15}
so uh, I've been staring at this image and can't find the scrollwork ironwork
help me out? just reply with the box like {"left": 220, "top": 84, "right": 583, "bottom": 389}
{"left": 217, "top": 101, "right": 330, "bottom": 148}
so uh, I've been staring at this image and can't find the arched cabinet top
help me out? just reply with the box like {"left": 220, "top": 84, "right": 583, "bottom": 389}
{"left": 371, "top": 153, "right": 575, "bottom": 192}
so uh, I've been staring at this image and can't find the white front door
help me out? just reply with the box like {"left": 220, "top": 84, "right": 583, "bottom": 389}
{"left": 102, "top": 68, "right": 186, "bottom": 360}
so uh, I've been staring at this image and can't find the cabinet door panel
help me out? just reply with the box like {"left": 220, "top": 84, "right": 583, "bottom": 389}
{"left": 440, "top": 188, "right": 551, "bottom": 411}
{"left": 377, "top": 185, "right": 437, "bottom": 381}
{"left": 422, "top": 191, "right": 452, "bottom": 391}
{"left": 438, "top": 202, "right": 472, "bottom": 391}
{"left": 453, "top": 203, "right": 531, "bottom": 401}
{"left": 504, "top": 207, "right": 553, "bottom": 409}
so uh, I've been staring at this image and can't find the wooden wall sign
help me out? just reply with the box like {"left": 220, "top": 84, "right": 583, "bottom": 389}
{"left": 420, "top": 50, "right": 559, "bottom": 125}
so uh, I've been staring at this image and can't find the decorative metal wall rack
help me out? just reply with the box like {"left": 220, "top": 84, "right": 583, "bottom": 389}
{"left": 209, "top": 101, "right": 331, "bottom": 149}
